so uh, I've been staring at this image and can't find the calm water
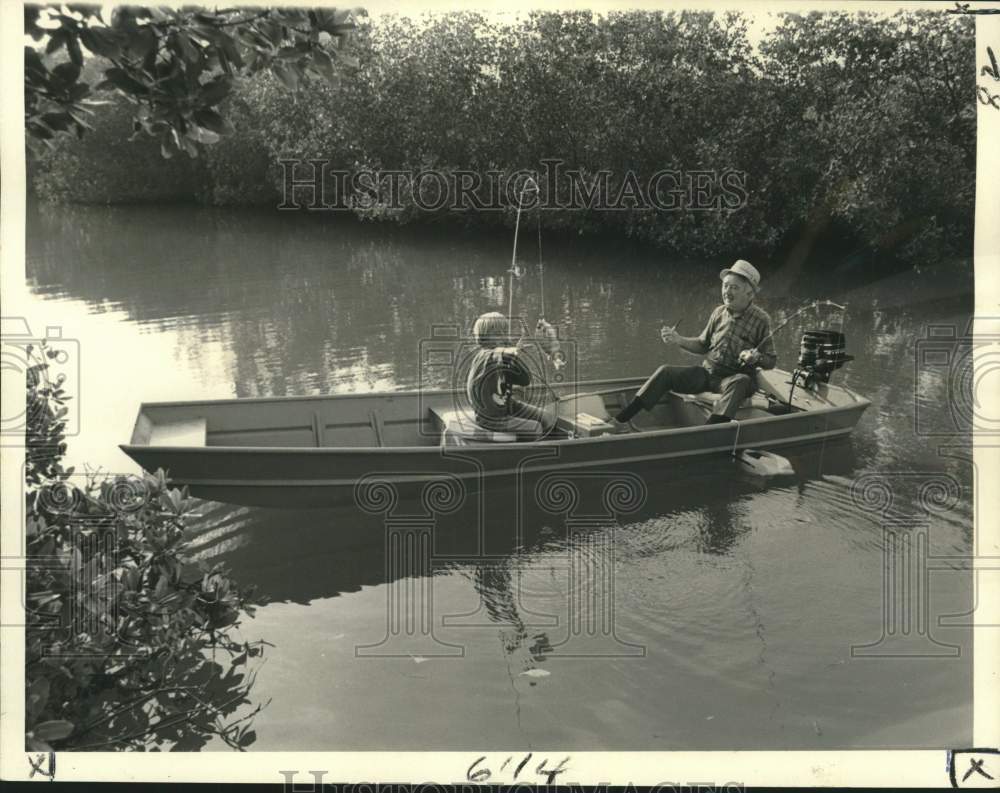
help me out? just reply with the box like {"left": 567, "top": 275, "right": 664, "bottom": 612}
{"left": 22, "top": 203, "right": 976, "bottom": 750}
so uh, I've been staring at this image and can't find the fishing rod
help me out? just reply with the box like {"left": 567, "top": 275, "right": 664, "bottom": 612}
{"left": 756, "top": 299, "right": 847, "bottom": 348}
{"left": 508, "top": 176, "right": 540, "bottom": 339}
{"left": 508, "top": 175, "right": 555, "bottom": 346}
{"left": 731, "top": 298, "right": 849, "bottom": 394}
{"left": 504, "top": 175, "right": 564, "bottom": 409}
{"left": 754, "top": 299, "right": 850, "bottom": 406}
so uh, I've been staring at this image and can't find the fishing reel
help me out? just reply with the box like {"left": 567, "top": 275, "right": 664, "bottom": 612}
{"left": 793, "top": 329, "right": 853, "bottom": 387}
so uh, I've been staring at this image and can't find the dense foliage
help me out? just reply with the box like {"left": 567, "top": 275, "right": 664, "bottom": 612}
{"left": 25, "top": 4, "right": 357, "bottom": 157}
{"left": 24, "top": 343, "right": 267, "bottom": 751}
{"left": 31, "top": 9, "right": 975, "bottom": 267}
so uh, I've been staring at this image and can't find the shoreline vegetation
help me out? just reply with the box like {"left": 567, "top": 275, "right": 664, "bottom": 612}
{"left": 29, "top": 9, "right": 975, "bottom": 271}
{"left": 24, "top": 343, "right": 268, "bottom": 752}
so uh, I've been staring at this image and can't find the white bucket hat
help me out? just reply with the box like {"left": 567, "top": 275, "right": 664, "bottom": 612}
{"left": 720, "top": 259, "right": 760, "bottom": 290}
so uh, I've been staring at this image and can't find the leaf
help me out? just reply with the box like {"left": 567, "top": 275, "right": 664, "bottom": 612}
{"left": 40, "top": 112, "right": 73, "bottom": 132}
{"left": 174, "top": 31, "right": 199, "bottom": 63}
{"left": 198, "top": 76, "right": 231, "bottom": 105}
{"left": 67, "top": 35, "right": 83, "bottom": 67}
{"left": 27, "top": 591, "right": 61, "bottom": 609}
{"left": 52, "top": 62, "right": 81, "bottom": 86}
{"left": 110, "top": 6, "right": 137, "bottom": 30}
{"left": 26, "top": 514, "right": 47, "bottom": 537}
{"left": 311, "top": 49, "right": 336, "bottom": 82}
{"left": 123, "top": 567, "right": 141, "bottom": 591}
{"left": 315, "top": 8, "right": 356, "bottom": 34}
{"left": 68, "top": 82, "right": 91, "bottom": 102}
{"left": 218, "top": 33, "right": 244, "bottom": 69}
{"left": 24, "top": 47, "right": 46, "bottom": 77}
{"left": 272, "top": 63, "right": 299, "bottom": 90}
{"left": 193, "top": 109, "right": 233, "bottom": 135}
{"left": 125, "top": 26, "right": 157, "bottom": 60}
{"left": 46, "top": 30, "right": 68, "bottom": 55}
{"left": 26, "top": 736, "right": 53, "bottom": 753}
{"left": 28, "top": 677, "right": 50, "bottom": 711}
{"left": 103, "top": 67, "right": 148, "bottom": 96}
{"left": 33, "top": 719, "right": 74, "bottom": 741}
{"left": 188, "top": 125, "right": 220, "bottom": 144}
{"left": 80, "top": 27, "right": 122, "bottom": 59}
{"left": 25, "top": 7, "right": 43, "bottom": 41}
{"left": 238, "top": 729, "right": 257, "bottom": 748}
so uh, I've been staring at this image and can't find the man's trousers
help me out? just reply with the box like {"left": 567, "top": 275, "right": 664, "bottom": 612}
{"left": 633, "top": 365, "right": 755, "bottom": 418}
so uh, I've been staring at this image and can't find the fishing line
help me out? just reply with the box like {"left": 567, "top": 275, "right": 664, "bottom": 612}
{"left": 508, "top": 176, "right": 540, "bottom": 338}
{"left": 537, "top": 202, "right": 545, "bottom": 320}
{"left": 770, "top": 299, "right": 850, "bottom": 404}
{"left": 504, "top": 175, "right": 562, "bottom": 411}
{"left": 757, "top": 299, "right": 848, "bottom": 347}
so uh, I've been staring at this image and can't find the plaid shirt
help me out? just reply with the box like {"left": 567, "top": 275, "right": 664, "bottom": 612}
{"left": 698, "top": 302, "right": 777, "bottom": 378}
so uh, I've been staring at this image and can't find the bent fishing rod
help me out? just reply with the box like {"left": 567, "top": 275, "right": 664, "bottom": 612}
{"left": 503, "top": 174, "right": 565, "bottom": 407}
{"left": 749, "top": 299, "right": 850, "bottom": 404}
{"left": 508, "top": 175, "right": 541, "bottom": 339}
{"left": 750, "top": 299, "right": 848, "bottom": 351}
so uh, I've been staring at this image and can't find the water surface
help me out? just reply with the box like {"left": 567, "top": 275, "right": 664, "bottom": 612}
{"left": 23, "top": 203, "right": 975, "bottom": 750}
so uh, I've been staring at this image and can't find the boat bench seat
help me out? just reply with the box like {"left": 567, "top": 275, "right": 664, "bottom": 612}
{"left": 676, "top": 392, "right": 773, "bottom": 422}
{"left": 681, "top": 391, "right": 750, "bottom": 410}
{"left": 430, "top": 407, "right": 541, "bottom": 445}
{"left": 148, "top": 417, "right": 207, "bottom": 447}
{"left": 679, "top": 391, "right": 770, "bottom": 410}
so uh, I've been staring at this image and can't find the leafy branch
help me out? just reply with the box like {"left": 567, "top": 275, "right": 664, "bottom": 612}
{"left": 24, "top": 343, "right": 271, "bottom": 751}
{"left": 25, "top": 4, "right": 361, "bottom": 157}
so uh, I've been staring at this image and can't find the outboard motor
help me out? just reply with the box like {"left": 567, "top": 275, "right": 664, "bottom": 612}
{"left": 794, "top": 329, "right": 853, "bottom": 387}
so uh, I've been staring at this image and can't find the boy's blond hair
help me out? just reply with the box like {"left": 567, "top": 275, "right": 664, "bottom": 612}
{"left": 472, "top": 312, "right": 511, "bottom": 348}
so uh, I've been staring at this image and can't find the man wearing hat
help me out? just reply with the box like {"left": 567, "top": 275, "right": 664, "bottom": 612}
{"left": 614, "top": 259, "right": 777, "bottom": 426}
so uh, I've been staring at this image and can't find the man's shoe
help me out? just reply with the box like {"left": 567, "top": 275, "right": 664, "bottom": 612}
{"left": 705, "top": 414, "right": 732, "bottom": 425}
{"left": 608, "top": 417, "right": 633, "bottom": 434}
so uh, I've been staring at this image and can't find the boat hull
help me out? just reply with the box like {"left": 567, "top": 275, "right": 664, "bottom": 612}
{"left": 121, "top": 374, "right": 869, "bottom": 508}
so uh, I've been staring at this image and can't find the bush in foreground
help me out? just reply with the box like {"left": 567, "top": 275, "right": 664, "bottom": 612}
{"left": 24, "top": 343, "right": 268, "bottom": 751}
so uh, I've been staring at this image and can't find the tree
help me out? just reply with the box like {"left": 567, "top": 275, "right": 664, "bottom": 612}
{"left": 25, "top": 3, "right": 360, "bottom": 157}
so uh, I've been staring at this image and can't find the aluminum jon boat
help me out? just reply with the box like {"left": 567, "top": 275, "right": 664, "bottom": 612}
{"left": 120, "top": 368, "right": 870, "bottom": 508}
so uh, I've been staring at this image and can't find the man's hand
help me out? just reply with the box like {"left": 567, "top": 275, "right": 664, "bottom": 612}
{"left": 660, "top": 325, "right": 681, "bottom": 346}
{"left": 739, "top": 348, "right": 761, "bottom": 366}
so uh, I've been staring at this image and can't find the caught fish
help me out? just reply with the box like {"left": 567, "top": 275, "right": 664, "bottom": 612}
{"left": 536, "top": 318, "right": 561, "bottom": 358}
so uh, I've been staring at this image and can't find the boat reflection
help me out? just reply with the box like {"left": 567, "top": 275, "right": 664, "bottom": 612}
{"left": 192, "top": 438, "right": 859, "bottom": 608}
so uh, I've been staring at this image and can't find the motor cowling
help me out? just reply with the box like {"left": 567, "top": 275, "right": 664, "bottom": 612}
{"left": 796, "top": 329, "right": 853, "bottom": 384}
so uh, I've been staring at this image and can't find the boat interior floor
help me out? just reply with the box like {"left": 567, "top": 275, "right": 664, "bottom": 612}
{"left": 436, "top": 387, "right": 799, "bottom": 445}
{"left": 140, "top": 383, "right": 804, "bottom": 452}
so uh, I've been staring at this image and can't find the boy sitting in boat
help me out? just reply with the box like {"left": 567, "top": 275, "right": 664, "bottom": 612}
{"left": 467, "top": 311, "right": 557, "bottom": 437}
{"left": 615, "top": 260, "right": 777, "bottom": 426}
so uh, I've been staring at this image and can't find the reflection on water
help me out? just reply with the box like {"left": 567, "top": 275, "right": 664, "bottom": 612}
{"left": 24, "top": 203, "right": 975, "bottom": 749}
